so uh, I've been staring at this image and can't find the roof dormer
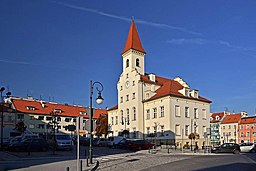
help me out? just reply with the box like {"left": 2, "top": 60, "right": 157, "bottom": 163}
{"left": 26, "top": 106, "right": 36, "bottom": 111}
{"left": 190, "top": 89, "right": 199, "bottom": 98}
{"left": 54, "top": 109, "right": 62, "bottom": 113}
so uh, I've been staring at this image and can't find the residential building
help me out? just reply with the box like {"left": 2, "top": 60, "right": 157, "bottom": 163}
{"left": 107, "top": 19, "right": 211, "bottom": 148}
{"left": 210, "top": 112, "right": 227, "bottom": 145}
{"left": 238, "top": 116, "right": 256, "bottom": 144}
{"left": 220, "top": 112, "right": 246, "bottom": 144}
{"left": 2, "top": 97, "right": 107, "bottom": 139}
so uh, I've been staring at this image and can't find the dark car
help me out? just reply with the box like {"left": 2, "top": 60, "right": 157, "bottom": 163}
{"left": 72, "top": 136, "right": 89, "bottom": 146}
{"left": 211, "top": 143, "right": 241, "bottom": 154}
{"left": 8, "top": 138, "right": 49, "bottom": 152}
{"left": 127, "top": 140, "right": 154, "bottom": 151}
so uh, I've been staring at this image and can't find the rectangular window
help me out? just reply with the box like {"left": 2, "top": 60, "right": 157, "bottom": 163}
{"left": 65, "top": 118, "right": 71, "bottom": 122}
{"left": 17, "top": 114, "right": 24, "bottom": 120}
{"left": 247, "top": 132, "right": 250, "bottom": 137}
{"left": 241, "top": 132, "right": 244, "bottom": 137}
{"left": 132, "top": 93, "right": 135, "bottom": 99}
{"left": 38, "top": 124, "right": 45, "bottom": 129}
{"left": 120, "top": 86, "right": 123, "bottom": 91}
{"left": 175, "top": 124, "right": 181, "bottom": 136}
{"left": 223, "top": 126, "right": 225, "bottom": 130}
{"left": 202, "top": 109, "right": 206, "bottom": 119}
{"left": 146, "top": 127, "right": 150, "bottom": 135}
{"left": 38, "top": 116, "right": 44, "bottom": 120}
{"left": 185, "top": 107, "right": 189, "bottom": 118}
{"left": 160, "top": 125, "right": 164, "bottom": 136}
{"left": 160, "top": 106, "right": 164, "bottom": 117}
{"left": 175, "top": 106, "right": 180, "bottom": 117}
{"left": 228, "top": 125, "right": 231, "bottom": 129}
{"left": 153, "top": 108, "right": 157, "bottom": 118}
{"left": 146, "top": 109, "right": 150, "bottom": 119}
{"left": 115, "top": 116, "right": 118, "bottom": 125}
{"left": 120, "top": 97, "right": 123, "bottom": 103}
{"left": 111, "top": 117, "right": 114, "bottom": 125}
{"left": 57, "top": 117, "right": 61, "bottom": 122}
{"left": 132, "top": 81, "right": 135, "bottom": 86}
{"left": 246, "top": 125, "right": 250, "bottom": 129}
{"left": 185, "top": 125, "right": 189, "bottom": 136}
{"left": 126, "top": 95, "right": 129, "bottom": 101}
{"left": 240, "top": 125, "right": 243, "bottom": 130}
{"left": 153, "top": 126, "right": 157, "bottom": 136}
{"left": 46, "top": 116, "right": 52, "bottom": 121}
{"left": 194, "top": 108, "right": 198, "bottom": 119}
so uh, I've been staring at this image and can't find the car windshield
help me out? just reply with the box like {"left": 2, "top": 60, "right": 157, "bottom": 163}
{"left": 56, "top": 135, "right": 71, "bottom": 140}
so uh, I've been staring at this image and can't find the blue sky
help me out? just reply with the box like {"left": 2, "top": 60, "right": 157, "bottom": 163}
{"left": 1, "top": 0, "right": 256, "bottom": 115}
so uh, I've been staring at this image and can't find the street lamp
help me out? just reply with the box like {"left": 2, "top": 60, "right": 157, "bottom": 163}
{"left": 121, "top": 117, "right": 130, "bottom": 137}
{"left": 1, "top": 87, "right": 11, "bottom": 150}
{"left": 89, "top": 80, "right": 104, "bottom": 164}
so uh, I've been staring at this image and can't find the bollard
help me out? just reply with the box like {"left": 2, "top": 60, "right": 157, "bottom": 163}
{"left": 66, "top": 167, "right": 70, "bottom": 171}
{"left": 80, "top": 160, "right": 82, "bottom": 171}
{"left": 86, "top": 157, "right": 89, "bottom": 167}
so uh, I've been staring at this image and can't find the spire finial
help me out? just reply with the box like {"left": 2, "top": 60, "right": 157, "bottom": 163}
{"left": 132, "top": 16, "right": 135, "bottom": 21}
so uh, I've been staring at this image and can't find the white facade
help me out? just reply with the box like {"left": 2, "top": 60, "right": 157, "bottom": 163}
{"left": 108, "top": 21, "right": 211, "bottom": 148}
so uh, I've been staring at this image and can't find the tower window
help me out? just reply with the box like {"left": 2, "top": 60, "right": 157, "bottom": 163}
{"left": 126, "top": 59, "right": 129, "bottom": 68}
{"left": 136, "top": 58, "right": 140, "bottom": 67}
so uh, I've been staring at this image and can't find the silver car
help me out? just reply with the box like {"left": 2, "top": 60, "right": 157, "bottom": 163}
{"left": 239, "top": 143, "right": 256, "bottom": 153}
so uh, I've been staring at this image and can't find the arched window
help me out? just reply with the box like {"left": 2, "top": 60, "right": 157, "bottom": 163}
{"left": 133, "top": 107, "right": 136, "bottom": 121}
{"left": 126, "top": 59, "right": 129, "bottom": 68}
{"left": 126, "top": 108, "right": 129, "bottom": 122}
{"left": 136, "top": 58, "right": 140, "bottom": 67}
{"left": 120, "top": 110, "right": 123, "bottom": 121}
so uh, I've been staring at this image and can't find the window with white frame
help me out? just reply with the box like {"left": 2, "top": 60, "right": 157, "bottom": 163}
{"left": 146, "top": 109, "right": 150, "bottom": 119}
{"left": 202, "top": 109, "right": 206, "bottom": 119}
{"left": 185, "top": 107, "right": 189, "bottom": 118}
{"left": 126, "top": 95, "right": 129, "bottom": 101}
{"left": 185, "top": 125, "right": 189, "bottom": 136}
{"left": 160, "top": 106, "right": 164, "bottom": 117}
{"left": 120, "top": 97, "right": 123, "bottom": 103}
{"left": 111, "top": 117, "right": 114, "bottom": 125}
{"left": 240, "top": 125, "right": 243, "bottom": 129}
{"left": 160, "top": 125, "right": 164, "bottom": 136}
{"left": 241, "top": 132, "right": 244, "bottom": 137}
{"left": 115, "top": 116, "right": 118, "bottom": 125}
{"left": 127, "top": 109, "right": 130, "bottom": 122}
{"left": 175, "top": 105, "right": 180, "bottom": 117}
{"left": 194, "top": 108, "right": 198, "bottom": 119}
{"left": 153, "top": 108, "right": 157, "bottom": 118}
{"left": 132, "top": 81, "right": 135, "bottom": 86}
{"left": 120, "top": 86, "right": 123, "bottom": 91}
{"left": 175, "top": 124, "right": 181, "bottom": 136}
{"left": 153, "top": 126, "right": 157, "bottom": 136}
{"left": 133, "top": 107, "right": 136, "bottom": 121}
{"left": 132, "top": 93, "right": 135, "bottom": 99}
{"left": 247, "top": 132, "right": 250, "bottom": 137}
{"left": 146, "top": 127, "right": 150, "bottom": 135}
{"left": 120, "top": 110, "right": 123, "bottom": 122}
{"left": 246, "top": 125, "right": 250, "bottom": 129}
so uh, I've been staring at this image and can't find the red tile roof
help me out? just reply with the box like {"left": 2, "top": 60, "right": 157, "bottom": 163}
{"left": 210, "top": 112, "right": 225, "bottom": 123}
{"left": 239, "top": 116, "right": 256, "bottom": 124}
{"left": 221, "top": 114, "right": 241, "bottom": 124}
{"left": 141, "top": 74, "right": 211, "bottom": 103}
{"left": 83, "top": 109, "right": 108, "bottom": 119}
{"left": 107, "top": 105, "right": 118, "bottom": 111}
{"left": 11, "top": 98, "right": 106, "bottom": 119}
{"left": 122, "top": 20, "right": 146, "bottom": 54}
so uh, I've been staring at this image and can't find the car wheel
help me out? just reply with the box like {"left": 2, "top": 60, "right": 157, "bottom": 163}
{"left": 250, "top": 149, "right": 256, "bottom": 153}
{"left": 233, "top": 150, "right": 240, "bottom": 154}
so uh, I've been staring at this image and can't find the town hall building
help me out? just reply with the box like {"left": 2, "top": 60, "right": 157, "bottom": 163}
{"left": 107, "top": 20, "right": 211, "bottom": 148}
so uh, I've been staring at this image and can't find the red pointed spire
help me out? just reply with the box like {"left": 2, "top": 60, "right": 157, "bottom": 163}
{"left": 122, "top": 20, "right": 146, "bottom": 54}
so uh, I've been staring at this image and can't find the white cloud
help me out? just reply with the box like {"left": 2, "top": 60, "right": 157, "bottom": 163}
{"left": 167, "top": 38, "right": 207, "bottom": 45}
{"left": 53, "top": 1, "right": 202, "bottom": 36}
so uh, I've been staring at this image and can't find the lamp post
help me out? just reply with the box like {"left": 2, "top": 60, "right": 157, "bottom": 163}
{"left": 89, "top": 81, "right": 104, "bottom": 164}
{"left": 121, "top": 117, "right": 129, "bottom": 137}
{"left": 1, "top": 87, "right": 11, "bottom": 150}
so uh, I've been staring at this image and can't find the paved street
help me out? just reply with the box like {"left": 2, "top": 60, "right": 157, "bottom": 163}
{"left": 1, "top": 147, "right": 256, "bottom": 171}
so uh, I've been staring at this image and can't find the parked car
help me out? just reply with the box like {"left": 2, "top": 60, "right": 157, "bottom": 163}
{"left": 108, "top": 136, "right": 126, "bottom": 148}
{"left": 127, "top": 140, "right": 154, "bottom": 151}
{"left": 72, "top": 136, "right": 89, "bottom": 146}
{"left": 211, "top": 143, "right": 241, "bottom": 154}
{"left": 48, "top": 133, "right": 73, "bottom": 151}
{"left": 115, "top": 139, "right": 133, "bottom": 149}
{"left": 8, "top": 138, "right": 49, "bottom": 152}
{"left": 239, "top": 143, "right": 256, "bottom": 153}
{"left": 96, "top": 138, "right": 109, "bottom": 147}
